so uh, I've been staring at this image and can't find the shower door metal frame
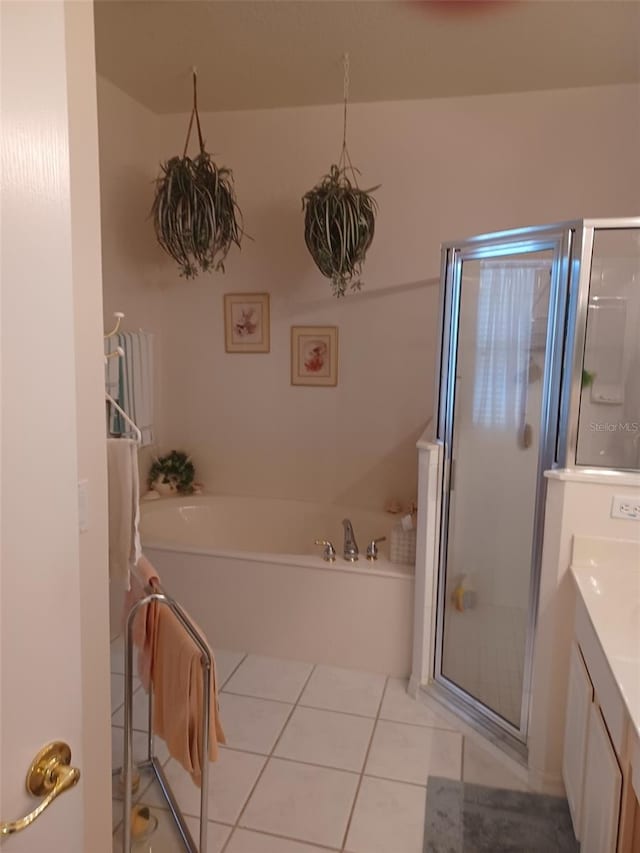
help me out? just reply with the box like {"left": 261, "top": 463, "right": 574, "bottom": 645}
{"left": 557, "top": 217, "right": 640, "bottom": 471}
{"left": 434, "top": 223, "right": 574, "bottom": 746}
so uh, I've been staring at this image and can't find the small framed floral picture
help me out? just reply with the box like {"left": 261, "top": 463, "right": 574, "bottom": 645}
{"left": 224, "top": 293, "right": 270, "bottom": 353}
{"left": 291, "top": 326, "right": 338, "bottom": 386}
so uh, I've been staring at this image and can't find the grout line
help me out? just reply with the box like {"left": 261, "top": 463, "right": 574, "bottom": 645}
{"left": 339, "top": 676, "right": 389, "bottom": 852}
{"left": 110, "top": 679, "right": 144, "bottom": 720}
{"left": 377, "top": 714, "right": 461, "bottom": 734}
{"left": 220, "top": 689, "right": 299, "bottom": 707}
{"left": 297, "top": 701, "right": 383, "bottom": 721}
{"left": 358, "top": 771, "right": 430, "bottom": 790}
{"left": 220, "top": 826, "right": 237, "bottom": 853}
{"left": 225, "top": 826, "right": 343, "bottom": 852}
{"left": 222, "top": 747, "right": 362, "bottom": 776}
{"left": 221, "top": 663, "right": 318, "bottom": 853}
{"left": 218, "top": 651, "right": 248, "bottom": 690}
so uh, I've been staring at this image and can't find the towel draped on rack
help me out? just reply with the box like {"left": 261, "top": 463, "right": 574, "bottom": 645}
{"left": 107, "top": 438, "right": 141, "bottom": 590}
{"left": 125, "top": 556, "right": 226, "bottom": 787}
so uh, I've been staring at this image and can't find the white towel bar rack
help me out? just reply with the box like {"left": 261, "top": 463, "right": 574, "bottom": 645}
{"left": 106, "top": 393, "right": 142, "bottom": 445}
{"left": 115, "top": 579, "right": 213, "bottom": 852}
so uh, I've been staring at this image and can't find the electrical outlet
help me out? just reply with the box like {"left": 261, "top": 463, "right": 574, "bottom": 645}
{"left": 611, "top": 495, "right": 640, "bottom": 520}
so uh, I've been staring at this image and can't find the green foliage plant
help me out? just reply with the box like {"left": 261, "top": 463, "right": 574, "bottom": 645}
{"left": 148, "top": 450, "right": 195, "bottom": 495}
{"left": 152, "top": 72, "right": 245, "bottom": 278}
{"left": 301, "top": 54, "right": 379, "bottom": 298}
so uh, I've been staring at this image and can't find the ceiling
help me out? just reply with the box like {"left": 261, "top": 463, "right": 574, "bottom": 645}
{"left": 94, "top": 0, "right": 640, "bottom": 114}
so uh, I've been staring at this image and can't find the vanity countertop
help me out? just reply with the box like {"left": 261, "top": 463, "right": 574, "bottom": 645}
{"left": 571, "top": 536, "right": 640, "bottom": 740}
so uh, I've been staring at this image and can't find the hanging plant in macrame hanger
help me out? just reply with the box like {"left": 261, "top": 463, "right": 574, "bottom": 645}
{"left": 302, "top": 53, "right": 380, "bottom": 297}
{"left": 152, "top": 68, "right": 245, "bottom": 279}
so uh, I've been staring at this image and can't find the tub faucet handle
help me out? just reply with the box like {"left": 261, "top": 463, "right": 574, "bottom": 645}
{"left": 366, "top": 537, "right": 387, "bottom": 561}
{"left": 314, "top": 539, "right": 336, "bottom": 562}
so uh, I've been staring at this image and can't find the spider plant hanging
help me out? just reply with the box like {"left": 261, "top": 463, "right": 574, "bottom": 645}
{"left": 152, "top": 69, "right": 245, "bottom": 279}
{"left": 302, "top": 54, "right": 379, "bottom": 297}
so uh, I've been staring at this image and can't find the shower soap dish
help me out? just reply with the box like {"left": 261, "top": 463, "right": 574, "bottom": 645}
{"left": 390, "top": 517, "right": 416, "bottom": 565}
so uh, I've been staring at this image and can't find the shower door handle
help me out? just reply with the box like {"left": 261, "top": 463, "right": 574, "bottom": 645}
{"left": 0, "top": 742, "right": 80, "bottom": 836}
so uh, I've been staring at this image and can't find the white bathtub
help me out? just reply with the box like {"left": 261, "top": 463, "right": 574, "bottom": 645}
{"left": 140, "top": 495, "right": 414, "bottom": 676}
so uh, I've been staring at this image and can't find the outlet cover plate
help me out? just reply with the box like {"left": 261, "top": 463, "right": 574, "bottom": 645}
{"left": 611, "top": 495, "right": 640, "bottom": 520}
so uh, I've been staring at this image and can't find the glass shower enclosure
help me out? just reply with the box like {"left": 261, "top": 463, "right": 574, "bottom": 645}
{"left": 433, "top": 218, "right": 639, "bottom": 746}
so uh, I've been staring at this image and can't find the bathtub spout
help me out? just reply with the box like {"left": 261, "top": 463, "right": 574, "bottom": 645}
{"left": 342, "top": 519, "right": 359, "bottom": 562}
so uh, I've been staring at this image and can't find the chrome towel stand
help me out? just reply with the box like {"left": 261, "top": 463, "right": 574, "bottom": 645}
{"left": 107, "top": 310, "right": 213, "bottom": 850}
{"left": 119, "top": 582, "right": 213, "bottom": 853}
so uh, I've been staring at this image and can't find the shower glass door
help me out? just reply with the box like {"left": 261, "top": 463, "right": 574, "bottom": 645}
{"left": 436, "top": 232, "right": 568, "bottom": 742}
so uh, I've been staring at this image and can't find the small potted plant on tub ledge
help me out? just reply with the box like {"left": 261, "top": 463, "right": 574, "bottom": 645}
{"left": 147, "top": 450, "right": 197, "bottom": 497}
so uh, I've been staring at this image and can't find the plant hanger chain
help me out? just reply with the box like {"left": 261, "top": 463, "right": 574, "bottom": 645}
{"left": 183, "top": 66, "right": 205, "bottom": 158}
{"left": 338, "top": 52, "right": 358, "bottom": 183}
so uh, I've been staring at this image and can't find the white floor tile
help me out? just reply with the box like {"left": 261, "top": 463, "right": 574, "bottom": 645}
{"left": 462, "top": 735, "right": 529, "bottom": 791}
{"left": 274, "top": 707, "right": 374, "bottom": 772}
{"left": 112, "top": 798, "right": 123, "bottom": 831}
{"left": 111, "top": 725, "right": 170, "bottom": 770}
{"left": 113, "top": 806, "right": 231, "bottom": 852}
{"left": 111, "top": 671, "right": 143, "bottom": 715}
{"left": 345, "top": 776, "right": 426, "bottom": 853}
{"left": 223, "top": 655, "right": 313, "bottom": 703}
{"left": 184, "top": 815, "right": 233, "bottom": 853}
{"left": 380, "top": 679, "right": 460, "bottom": 730}
{"left": 111, "top": 673, "right": 125, "bottom": 714}
{"left": 226, "top": 828, "right": 335, "bottom": 853}
{"left": 111, "top": 634, "right": 125, "bottom": 675}
{"left": 298, "top": 665, "right": 386, "bottom": 718}
{"left": 219, "top": 693, "right": 293, "bottom": 754}
{"left": 240, "top": 758, "right": 359, "bottom": 849}
{"left": 143, "top": 749, "right": 266, "bottom": 825}
{"left": 112, "top": 684, "right": 150, "bottom": 729}
{"left": 215, "top": 649, "right": 247, "bottom": 687}
{"left": 365, "top": 720, "right": 462, "bottom": 785}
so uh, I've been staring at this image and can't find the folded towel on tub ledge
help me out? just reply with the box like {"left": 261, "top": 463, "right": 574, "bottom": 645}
{"left": 124, "top": 554, "right": 225, "bottom": 787}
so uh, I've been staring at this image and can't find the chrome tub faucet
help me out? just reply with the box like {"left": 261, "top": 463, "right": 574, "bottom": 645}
{"left": 342, "top": 519, "right": 359, "bottom": 562}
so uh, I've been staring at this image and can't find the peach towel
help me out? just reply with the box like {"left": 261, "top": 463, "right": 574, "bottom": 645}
{"left": 122, "top": 555, "right": 160, "bottom": 690}
{"left": 123, "top": 555, "right": 225, "bottom": 785}
{"left": 150, "top": 604, "right": 225, "bottom": 786}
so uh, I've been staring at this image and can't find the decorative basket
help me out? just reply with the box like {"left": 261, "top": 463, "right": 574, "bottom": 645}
{"left": 390, "top": 525, "right": 417, "bottom": 566}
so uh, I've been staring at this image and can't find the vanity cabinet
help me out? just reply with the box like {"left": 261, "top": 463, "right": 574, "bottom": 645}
{"left": 581, "top": 702, "right": 623, "bottom": 853}
{"left": 563, "top": 641, "right": 595, "bottom": 836}
{"left": 563, "top": 595, "right": 640, "bottom": 853}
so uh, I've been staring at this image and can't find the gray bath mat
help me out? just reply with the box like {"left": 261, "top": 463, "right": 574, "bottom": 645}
{"left": 424, "top": 777, "right": 579, "bottom": 853}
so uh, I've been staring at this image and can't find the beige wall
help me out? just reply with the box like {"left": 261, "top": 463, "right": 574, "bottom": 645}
{"left": 98, "top": 79, "right": 640, "bottom": 510}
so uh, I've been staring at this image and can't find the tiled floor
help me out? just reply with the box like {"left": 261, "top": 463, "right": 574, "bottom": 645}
{"left": 111, "top": 640, "right": 529, "bottom": 852}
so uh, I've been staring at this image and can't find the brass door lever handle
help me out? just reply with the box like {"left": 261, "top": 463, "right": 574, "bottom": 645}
{"left": 0, "top": 742, "right": 80, "bottom": 836}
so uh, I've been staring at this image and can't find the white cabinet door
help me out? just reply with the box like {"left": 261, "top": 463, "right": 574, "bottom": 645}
{"left": 581, "top": 703, "right": 623, "bottom": 853}
{"left": 563, "top": 642, "right": 593, "bottom": 837}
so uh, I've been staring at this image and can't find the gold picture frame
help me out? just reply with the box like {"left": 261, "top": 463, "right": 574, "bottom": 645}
{"left": 291, "top": 326, "right": 338, "bottom": 386}
{"left": 224, "top": 293, "right": 270, "bottom": 353}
